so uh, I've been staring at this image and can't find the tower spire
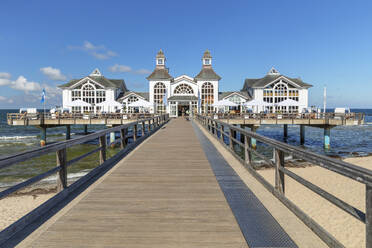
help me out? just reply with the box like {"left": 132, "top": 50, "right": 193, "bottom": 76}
{"left": 156, "top": 49, "right": 166, "bottom": 68}
{"left": 202, "top": 49, "right": 212, "bottom": 67}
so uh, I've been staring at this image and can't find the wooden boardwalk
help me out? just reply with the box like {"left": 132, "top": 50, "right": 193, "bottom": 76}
{"left": 24, "top": 118, "right": 248, "bottom": 247}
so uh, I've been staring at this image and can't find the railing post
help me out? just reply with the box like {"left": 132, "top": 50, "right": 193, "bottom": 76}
{"left": 220, "top": 124, "right": 224, "bottom": 140}
{"left": 99, "top": 135, "right": 106, "bottom": 164}
{"left": 120, "top": 128, "right": 127, "bottom": 149}
{"left": 274, "top": 148, "right": 285, "bottom": 194}
{"left": 56, "top": 147, "right": 67, "bottom": 192}
{"left": 229, "top": 127, "right": 233, "bottom": 150}
{"left": 366, "top": 185, "right": 372, "bottom": 248}
{"left": 244, "top": 135, "right": 252, "bottom": 165}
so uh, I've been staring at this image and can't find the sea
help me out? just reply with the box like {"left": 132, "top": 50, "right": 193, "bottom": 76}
{"left": 0, "top": 109, "right": 372, "bottom": 186}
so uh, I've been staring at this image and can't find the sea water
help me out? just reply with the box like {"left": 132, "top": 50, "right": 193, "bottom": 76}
{"left": 0, "top": 109, "right": 371, "bottom": 185}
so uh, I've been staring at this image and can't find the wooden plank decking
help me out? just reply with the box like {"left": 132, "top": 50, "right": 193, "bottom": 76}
{"left": 24, "top": 118, "right": 248, "bottom": 247}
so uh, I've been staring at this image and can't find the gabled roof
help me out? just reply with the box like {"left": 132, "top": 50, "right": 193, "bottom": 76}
{"left": 242, "top": 74, "right": 312, "bottom": 90}
{"left": 146, "top": 68, "right": 173, "bottom": 81}
{"left": 219, "top": 91, "right": 251, "bottom": 101}
{"left": 118, "top": 91, "right": 149, "bottom": 101}
{"left": 194, "top": 67, "right": 221, "bottom": 81}
{"left": 58, "top": 76, "right": 128, "bottom": 91}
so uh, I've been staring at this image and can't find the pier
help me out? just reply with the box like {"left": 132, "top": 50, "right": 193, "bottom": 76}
{"left": 0, "top": 115, "right": 371, "bottom": 247}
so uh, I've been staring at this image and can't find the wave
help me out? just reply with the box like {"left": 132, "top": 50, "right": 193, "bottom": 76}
{"left": 0, "top": 135, "right": 37, "bottom": 140}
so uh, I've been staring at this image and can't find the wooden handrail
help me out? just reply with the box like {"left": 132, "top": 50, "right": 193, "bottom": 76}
{"left": 196, "top": 114, "right": 372, "bottom": 248}
{"left": 0, "top": 114, "right": 169, "bottom": 200}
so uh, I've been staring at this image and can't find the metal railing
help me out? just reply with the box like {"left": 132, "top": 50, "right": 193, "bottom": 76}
{"left": 196, "top": 114, "right": 372, "bottom": 248}
{"left": 0, "top": 114, "right": 169, "bottom": 245}
{"left": 205, "top": 112, "right": 365, "bottom": 124}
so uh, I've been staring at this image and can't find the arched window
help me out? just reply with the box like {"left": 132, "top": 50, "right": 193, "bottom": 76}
{"left": 154, "top": 82, "right": 166, "bottom": 113}
{"left": 174, "top": 84, "right": 194, "bottom": 94}
{"left": 128, "top": 95, "right": 138, "bottom": 103}
{"left": 201, "top": 82, "right": 214, "bottom": 113}
{"left": 82, "top": 83, "right": 95, "bottom": 104}
{"left": 274, "top": 82, "right": 288, "bottom": 103}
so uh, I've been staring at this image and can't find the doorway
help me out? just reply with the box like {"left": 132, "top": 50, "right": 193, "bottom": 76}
{"left": 178, "top": 104, "right": 190, "bottom": 117}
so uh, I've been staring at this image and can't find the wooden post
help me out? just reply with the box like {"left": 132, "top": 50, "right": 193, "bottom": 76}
{"left": 229, "top": 127, "right": 233, "bottom": 150}
{"left": 99, "top": 135, "right": 106, "bottom": 164}
{"left": 56, "top": 148, "right": 67, "bottom": 192}
{"left": 240, "top": 125, "right": 245, "bottom": 143}
{"left": 244, "top": 134, "right": 251, "bottom": 165}
{"left": 300, "top": 125, "right": 305, "bottom": 145}
{"left": 283, "top": 124, "right": 288, "bottom": 138}
{"left": 84, "top": 124, "right": 88, "bottom": 135}
{"left": 133, "top": 124, "right": 138, "bottom": 142}
{"left": 142, "top": 121, "right": 145, "bottom": 136}
{"left": 366, "top": 185, "right": 372, "bottom": 248}
{"left": 120, "top": 128, "right": 127, "bottom": 149}
{"left": 40, "top": 126, "right": 47, "bottom": 147}
{"left": 220, "top": 125, "right": 224, "bottom": 140}
{"left": 66, "top": 125, "right": 71, "bottom": 140}
{"left": 274, "top": 148, "right": 285, "bottom": 194}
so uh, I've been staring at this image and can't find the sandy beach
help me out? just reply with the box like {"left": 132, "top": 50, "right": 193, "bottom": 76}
{"left": 258, "top": 155, "right": 372, "bottom": 248}
{"left": 0, "top": 156, "right": 371, "bottom": 247}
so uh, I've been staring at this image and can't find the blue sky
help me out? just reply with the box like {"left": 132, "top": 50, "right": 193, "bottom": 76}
{"left": 0, "top": 0, "right": 371, "bottom": 108}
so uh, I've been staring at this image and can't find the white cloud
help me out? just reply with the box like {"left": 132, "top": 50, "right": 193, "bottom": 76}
{"left": 0, "top": 78, "right": 10, "bottom": 86}
{"left": 7, "top": 99, "right": 13, "bottom": 103}
{"left": 108, "top": 65, "right": 151, "bottom": 75}
{"left": 40, "top": 67, "right": 67, "bottom": 81}
{"left": 11, "top": 76, "right": 42, "bottom": 92}
{"left": 134, "top": 69, "right": 151, "bottom": 75}
{"left": 0, "top": 96, "right": 7, "bottom": 101}
{"left": 109, "top": 64, "right": 132, "bottom": 73}
{"left": 0, "top": 72, "right": 11, "bottom": 79}
{"left": 68, "top": 41, "right": 118, "bottom": 60}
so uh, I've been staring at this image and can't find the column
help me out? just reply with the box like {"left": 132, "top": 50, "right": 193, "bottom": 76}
{"left": 251, "top": 125, "right": 258, "bottom": 149}
{"left": 283, "top": 124, "right": 288, "bottom": 138}
{"left": 324, "top": 127, "right": 331, "bottom": 149}
{"left": 66, "top": 125, "right": 71, "bottom": 140}
{"left": 110, "top": 131, "right": 116, "bottom": 148}
{"left": 40, "top": 126, "right": 47, "bottom": 147}
{"left": 300, "top": 125, "right": 305, "bottom": 145}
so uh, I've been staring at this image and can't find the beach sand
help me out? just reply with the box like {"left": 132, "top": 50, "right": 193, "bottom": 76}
{"left": 0, "top": 187, "right": 55, "bottom": 231}
{"left": 259, "top": 155, "right": 372, "bottom": 248}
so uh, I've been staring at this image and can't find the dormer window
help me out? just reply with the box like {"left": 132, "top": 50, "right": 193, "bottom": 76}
{"left": 157, "top": 59, "right": 163, "bottom": 65}
{"left": 204, "top": 59, "right": 210, "bottom": 65}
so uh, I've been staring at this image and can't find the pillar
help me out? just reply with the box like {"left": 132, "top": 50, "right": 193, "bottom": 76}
{"left": 283, "top": 124, "right": 288, "bottom": 138}
{"left": 324, "top": 127, "right": 331, "bottom": 150}
{"left": 300, "top": 125, "right": 305, "bottom": 145}
{"left": 110, "top": 131, "right": 116, "bottom": 148}
{"left": 40, "top": 126, "right": 46, "bottom": 147}
{"left": 83, "top": 125, "right": 88, "bottom": 135}
{"left": 250, "top": 125, "right": 258, "bottom": 149}
{"left": 66, "top": 125, "right": 71, "bottom": 140}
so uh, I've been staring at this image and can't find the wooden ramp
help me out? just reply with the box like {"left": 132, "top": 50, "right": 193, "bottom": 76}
{"left": 24, "top": 118, "right": 248, "bottom": 248}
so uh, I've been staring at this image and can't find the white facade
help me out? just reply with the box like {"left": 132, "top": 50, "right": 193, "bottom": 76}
{"left": 59, "top": 69, "right": 125, "bottom": 114}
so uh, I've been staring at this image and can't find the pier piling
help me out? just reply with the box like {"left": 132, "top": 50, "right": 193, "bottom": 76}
{"left": 300, "top": 125, "right": 305, "bottom": 145}
{"left": 110, "top": 132, "right": 116, "bottom": 148}
{"left": 324, "top": 127, "right": 331, "bottom": 149}
{"left": 40, "top": 126, "right": 46, "bottom": 147}
{"left": 66, "top": 125, "right": 71, "bottom": 140}
{"left": 283, "top": 124, "right": 288, "bottom": 138}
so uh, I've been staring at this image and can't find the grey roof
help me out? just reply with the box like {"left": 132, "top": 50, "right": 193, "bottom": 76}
{"left": 219, "top": 91, "right": 251, "bottom": 101}
{"left": 242, "top": 74, "right": 312, "bottom": 90}
{"left": 58, "top": 76, "right": 128, "bottom": 91}
{"left": 118, "top": 91, "right": 149, "bottom": 101}
{"left": 194, "top": 67, "right": 221, "bottom": 81}
{"left": 168, "top": 95, "right": 198, "bottom": 101}
{"left": 146, "top": 68, "right": 173, "bottom": 80}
